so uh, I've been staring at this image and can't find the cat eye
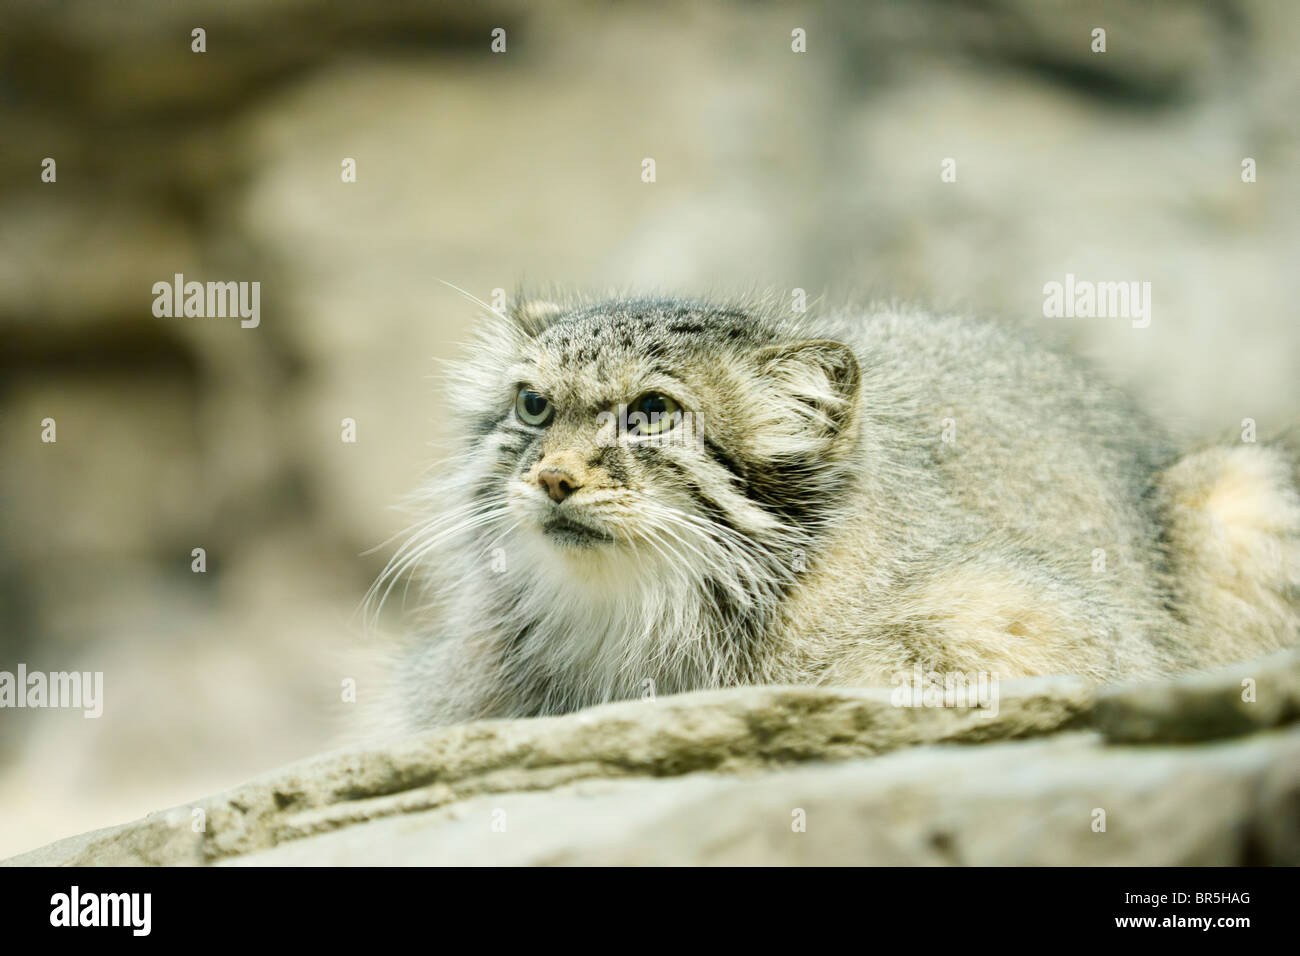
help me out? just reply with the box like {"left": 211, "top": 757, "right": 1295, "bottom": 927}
{"left": 626, "top": 392, "right": 682, "bottom": 436}
{"left": 515, "top": 388, "right": 554, "bottom": 427}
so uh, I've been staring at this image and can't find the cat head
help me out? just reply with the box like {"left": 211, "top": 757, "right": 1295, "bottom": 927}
{"left": 446, "top": 296, "right": 861, "bottom": 580}
{"left": 365, "top": 293, "right": 868, "bottom": 701}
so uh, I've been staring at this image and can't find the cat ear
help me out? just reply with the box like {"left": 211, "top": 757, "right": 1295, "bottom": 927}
{"left": 756, "top": 339, "right": 861, "bottom": 444}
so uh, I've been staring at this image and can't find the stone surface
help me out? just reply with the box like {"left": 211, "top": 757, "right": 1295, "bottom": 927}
{"left": 223, "top": 730, "right": 1300, "bottom": 866}
{"left": 1094, "top": 649, "right": 1300, "bottom": 743}
{"left": 7, "top": 652, "right": 1298, "bottom": 866}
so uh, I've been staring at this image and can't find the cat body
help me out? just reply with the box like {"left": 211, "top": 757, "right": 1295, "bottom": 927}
{"left": 383, "top": 296, "right": 1300, "bottom": 729}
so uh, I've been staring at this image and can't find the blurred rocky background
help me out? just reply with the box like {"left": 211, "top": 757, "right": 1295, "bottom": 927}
{"left": 1, "top": 0, "right": 1297, "bottom": 857}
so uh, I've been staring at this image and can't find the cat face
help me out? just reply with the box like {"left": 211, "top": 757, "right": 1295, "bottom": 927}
{"left": 444, "top": 299, "right": 863, "bottom": 596}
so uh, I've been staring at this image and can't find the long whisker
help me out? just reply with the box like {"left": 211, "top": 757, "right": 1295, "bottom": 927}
{"left": 361, "top": 496, "right": 510, "bottom": 625}
{"left": 433, "top": 277, "right": 507, "bottom": 318}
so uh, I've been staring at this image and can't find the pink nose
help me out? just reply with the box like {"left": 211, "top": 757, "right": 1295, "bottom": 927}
{"left": 538, "top": 467, "right": 581, "bottom": 502}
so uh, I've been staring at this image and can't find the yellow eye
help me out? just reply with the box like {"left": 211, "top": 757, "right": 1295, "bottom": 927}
{"left": 626, "top": 392, "right": 682, "bottom": 435}
{"left": 515, "top": 388, "right": 554, "bottom": 426}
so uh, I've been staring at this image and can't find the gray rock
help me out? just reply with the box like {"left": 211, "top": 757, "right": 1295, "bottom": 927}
{"left": 223, "top": 729, "right": 1300, "bottom": 866}
{"left": 1094, "top": 649, "right": 1300, "bottom": 743}
{"left": 3, "top": 676, "right": 1092, "bottom": 866}
{"left": 8, "top": 653, "right": 1300, "bottom": 866}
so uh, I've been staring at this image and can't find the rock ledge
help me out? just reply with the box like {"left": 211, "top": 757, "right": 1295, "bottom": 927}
{"left": 7, "top": 651, "right": 1299, "bottom": 866}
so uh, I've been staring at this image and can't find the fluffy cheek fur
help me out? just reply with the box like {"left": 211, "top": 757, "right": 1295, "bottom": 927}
{"left": 487, "top": 480, "right": 736, "bottom": 708}
{"left": 481, "top": 427, "right": 803, "bottom": 709}
{"left": 498, "top": 520, "right": 706, "bottom": 695}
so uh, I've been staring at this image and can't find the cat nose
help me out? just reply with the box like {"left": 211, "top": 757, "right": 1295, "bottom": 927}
{"left": 538, "top": 467, "right": 581, "bottom": 502}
